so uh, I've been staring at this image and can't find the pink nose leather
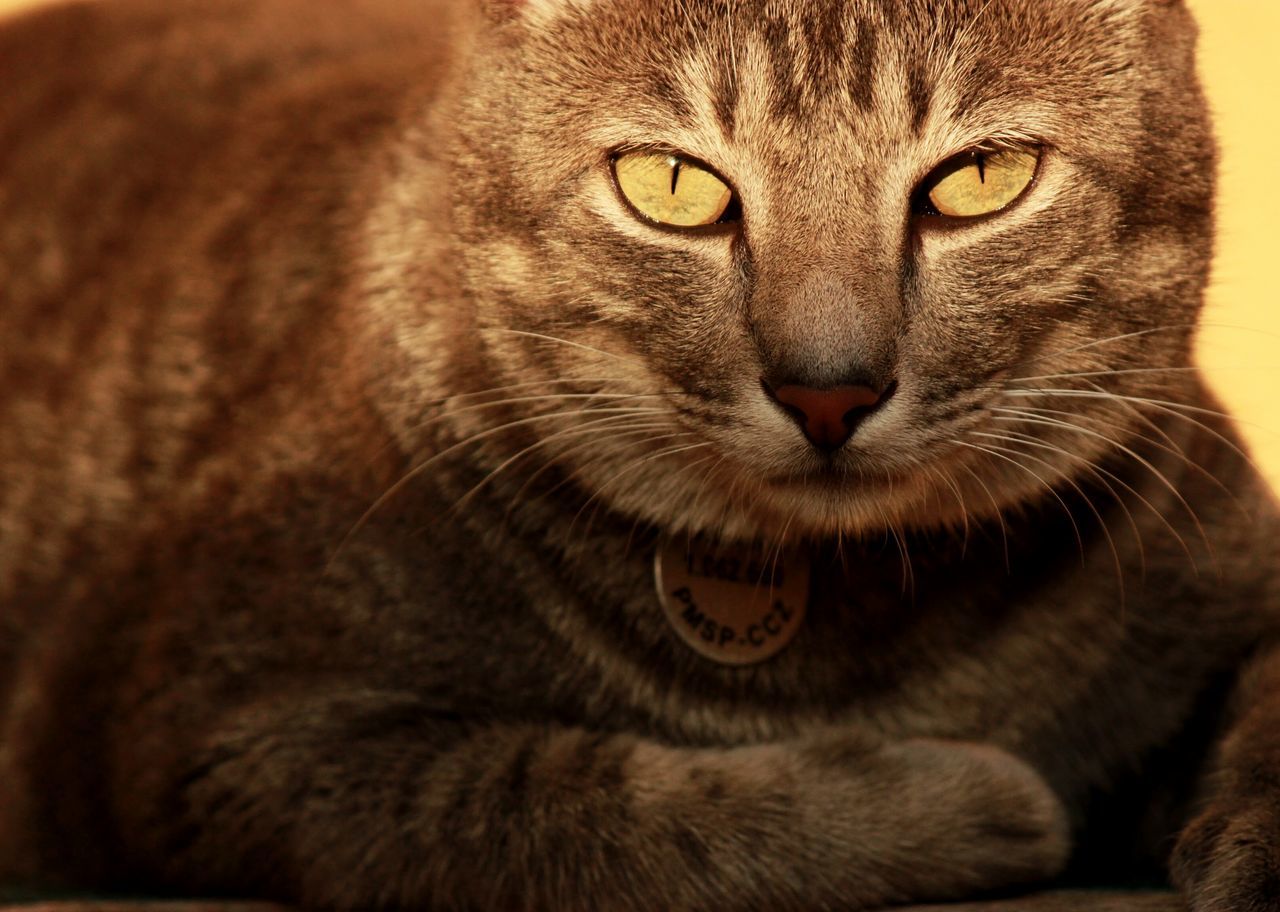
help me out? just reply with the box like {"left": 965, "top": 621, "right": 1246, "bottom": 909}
{"left": 771, "top": 384, "right": 883, "bottom": 450}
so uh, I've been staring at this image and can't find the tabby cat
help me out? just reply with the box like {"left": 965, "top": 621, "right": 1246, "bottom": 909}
{"left": 1, "top": 0, "right": 1277, "bottom": 910}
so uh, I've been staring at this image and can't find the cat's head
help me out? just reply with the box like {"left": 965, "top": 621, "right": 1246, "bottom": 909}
{"left": 431, "top": 0, "right": 1213, "bottom": 542}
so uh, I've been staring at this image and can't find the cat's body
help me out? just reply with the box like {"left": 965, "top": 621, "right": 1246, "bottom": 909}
{"left": 2, "top": 0, "right": 1279, "bottom": 910}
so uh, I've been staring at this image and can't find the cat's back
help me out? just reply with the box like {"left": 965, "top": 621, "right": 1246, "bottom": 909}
{"left": 0, "top": 0, "right": 455, "bottom": 261}
{"left": 0, "top": 0, "right": 458, "bottom": 603}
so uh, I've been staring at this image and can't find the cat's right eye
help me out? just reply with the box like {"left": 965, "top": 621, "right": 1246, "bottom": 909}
{"left": 613, "top": 151, "right": 737, "bottom": 228}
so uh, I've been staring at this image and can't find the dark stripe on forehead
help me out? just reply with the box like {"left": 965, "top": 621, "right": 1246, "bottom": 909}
{"left": 759, "top": 11, "right": 806, "bottom": 120}
{"left": 711, "top": 45, "right": 739, "bottom": 137}
{"left": 906, "top": 60, "right": 932, "bottom": 134}
{"left": 846, "top": 15, "right": 879, "bottom": 111}
{"left": 650, "top": 68, "right": 698, "bottom": 125}
{"left": 798, "top": 0, "right": 850, "bottom": 96}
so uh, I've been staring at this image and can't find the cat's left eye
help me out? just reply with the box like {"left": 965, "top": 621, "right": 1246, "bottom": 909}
{"left": 613, "top": 151, "right": 736, "bottom": 228}
{"left": 918, "top": 147, "right": 1041, "bottom": 219}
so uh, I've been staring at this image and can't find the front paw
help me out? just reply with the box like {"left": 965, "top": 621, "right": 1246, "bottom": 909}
{"left": 1172, "top": 802, "right": 1280, "bottom": 912}
{"left": 887, "top": 739, "right": 1072, "bottom": 890}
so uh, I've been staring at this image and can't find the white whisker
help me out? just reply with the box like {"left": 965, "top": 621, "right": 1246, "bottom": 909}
{"left": 329, "top": 406, "right": 668, "bottom": 572}
{"left": 482, "top": 327, "right": 646, "bottom": 367}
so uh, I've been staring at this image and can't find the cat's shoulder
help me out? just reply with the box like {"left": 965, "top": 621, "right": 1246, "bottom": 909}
{"left": 0, "top": 0, "right": 460, "bottom": 327}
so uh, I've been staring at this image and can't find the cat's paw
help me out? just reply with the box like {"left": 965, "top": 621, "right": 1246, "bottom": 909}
{"left": 892, "top": 739, "right": 1072, "bottom": 888}
{"left": 1172, "top": 801, "right": 1280, "bottom": 912}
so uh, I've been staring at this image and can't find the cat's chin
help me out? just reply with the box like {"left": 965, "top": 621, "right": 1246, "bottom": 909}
{"left": 620, "top": 459, "right": 979, "bottom": 545}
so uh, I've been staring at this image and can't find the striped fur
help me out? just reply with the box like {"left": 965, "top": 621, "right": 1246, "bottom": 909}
{"left": 0, "top": 0, "right": 1277, "bottom": 909}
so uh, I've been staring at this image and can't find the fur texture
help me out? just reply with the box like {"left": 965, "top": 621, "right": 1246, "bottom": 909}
{"left": 1, "top": 0, "right": 1277, "bottom": 909}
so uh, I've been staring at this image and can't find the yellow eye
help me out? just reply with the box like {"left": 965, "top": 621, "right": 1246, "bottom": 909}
{"left": 925, "top": 148, "right": 1040, "bottom": 218}
{"left": 613, "top": 152, "right": 734, "bottom": 228}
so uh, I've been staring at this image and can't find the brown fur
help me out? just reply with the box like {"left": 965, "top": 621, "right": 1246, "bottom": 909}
{"left": 1, "top": 0, "right": 1278, "bottom": 910}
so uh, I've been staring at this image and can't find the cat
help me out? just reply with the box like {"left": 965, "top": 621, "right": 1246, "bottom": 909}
{"left": 1, "top": 0, "right": 1277, "bottom": 910}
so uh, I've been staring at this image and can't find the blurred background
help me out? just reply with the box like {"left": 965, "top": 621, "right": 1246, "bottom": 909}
{"left": 2, "top": 0, "right": 1277, "bottom": 489}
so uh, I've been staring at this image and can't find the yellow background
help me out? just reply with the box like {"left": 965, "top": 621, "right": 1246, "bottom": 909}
{"left": 2, "top": 0, "right": 1277, "bottom": 488}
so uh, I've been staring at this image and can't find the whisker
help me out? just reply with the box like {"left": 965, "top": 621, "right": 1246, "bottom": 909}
{"left": 1004, "top": 386, "right": 1264, "bottom": 478}
{"left": 481, "top": 328, "right": 646, "bottom": 367}
{"left": 990, "top": 403, "right": 1245, "bottom": 519}
{"left": 1006, "top": 386, "right": 1238, "bottom": 422}
{"left": 973, "top": 430, "right": 1156, "bottom": 578}
{"left": 451, "top": 414, "right": 676, "bottom": 514}
{"left": 955, "top": 459, "right": 1011, "bottom": 572}
{"left": 683, "top": 453, "right": 730, "bottom": 539}
{"left": 985, "top": 403, "right": 1214, "bottom": 559}
{"left": 957, "top": 440, "right": 1089, "bottom": 568}
{"left": 1008, "top": 365, "right": 1201, "bottom": 384}
{"left": 364, "top": 389, "right": 666, "bottom": 470}
{"left": 991, "top": 403, "right": 1190, "bottom": 468}
{"left": 998, "top": 386, "right": 1259, "bottom": 489}
{"left": 328, "top": 406, "right": 668, "bottom": 572}
{"left": 567, "top": 438, "right": 712, "bottom": 549}
{"left": 964, "top": 436, "right": 1130, "bottom": 607}
{"left": 401, "top": 391, "right": 667, "bottom": 436}
{"left": 498, "top": 422, "right": 676, "bottom": 527}
{"left": 1027, "top": 324, "right": 1199, "bottom": 364}
{"left": 423, "top": 376, "right": 644, "bottom": 407}
{"left": 926, "top": 463, "right": 972, "bottom": 554}
{"left": 624, "top": 451, "right": 719, "bottom": 558}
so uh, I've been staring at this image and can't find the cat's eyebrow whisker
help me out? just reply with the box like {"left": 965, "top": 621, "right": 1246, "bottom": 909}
{"left": 481, "top": 328, "right": 647, "bottom": 368}
{"left": 329, "top": 405, "right": 669, "bottom": 573}
{"left": 984, "top": 401, "right": 1214, "bottom": 560}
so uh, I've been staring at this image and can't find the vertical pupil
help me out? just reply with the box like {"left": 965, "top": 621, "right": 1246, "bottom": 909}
{"left": 669, "top": 157, "right": 682, "bottom": 195}
{"left": 976, "top": 153, "right": 987, "bottom": 184}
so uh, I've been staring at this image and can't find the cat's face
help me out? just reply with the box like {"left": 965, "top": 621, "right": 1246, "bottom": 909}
{"left": 442, "top": 0, "right": 1213, "bottom": 542}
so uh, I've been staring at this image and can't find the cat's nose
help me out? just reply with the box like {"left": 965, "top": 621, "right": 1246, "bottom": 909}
{"left": 762, "top": 379, "right": 893, "bottom": 451}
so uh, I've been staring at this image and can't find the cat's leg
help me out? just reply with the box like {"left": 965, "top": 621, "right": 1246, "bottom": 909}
{"left": 1171, "top": 640, "right": 1280, "bottom": 912}
{"left": 119, "top": 690, "right": 1068, "bottom": 911}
